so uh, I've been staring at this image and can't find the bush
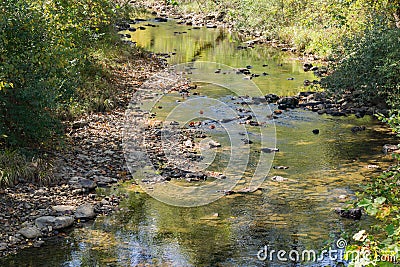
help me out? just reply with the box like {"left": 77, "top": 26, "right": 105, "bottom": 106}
{"left": 321, "top": 21, "right": 400, "bottom": 109}
{"left": 0, "top": 0, "right": 132, "bottom": 148}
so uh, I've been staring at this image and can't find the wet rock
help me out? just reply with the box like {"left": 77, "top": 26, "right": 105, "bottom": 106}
{"left": 327, "top": 110, "right": 346, "bottom": 116}
{"left": 335, "top": 208, "right": 362, "bottom": 220}
{"left": 382, "top": 144, "right": 399, "bottom": 154}
{"left": 18, "top": 226, "right": 42, "bottom": 239}
{"left": 75, "top": 204, "right": 96, "bottom": 219}
{"left": 303, "top": 63, "right": 313, "bottom": 71}
{"left": 241, "top": 138, "right": 253, "bottom": 144}
{"left": 312, "top": 129, "right": 320, "bottom": 134}
{"left": 35, "top": 216, "right": 74, "bottom": 230}
{"left": 274, "top": 109, "right": 283, "bottom": 115}
{"left": 355, "top": 111, "right": 366, "bottom": 118}
{"left": 154, "top": 17, "right": 168, "bottom": 22}
{"left": 351, "top": 126, "right": 366, "bottom": 133}
{"left": 277, "top": 97, "right": 299, "bottom": 109}
{"left": 271, "top": 176, "right": 288, "bottom": 182}
{"left": 261, "top": 148, "right": 279, "bottom": 153}
{"left": 273, "top": 166, "right": 289, "bottom": 170}
{"left": 247, "top": 120, "right": 259, "bottom": 126}
{"left": 209, "top": 140, "right": 221, "bottom": 148}
{"left": 252, "top": 97, "right": 267, "bottom": 104}
{"left": 265, "top": 94, "right": 279, "bottom": 103}
{"left": 237, "top": 68, "right": 251, "bottom": 75}
{"left": 367, "top": 164, "right": 381, "bottom": 170}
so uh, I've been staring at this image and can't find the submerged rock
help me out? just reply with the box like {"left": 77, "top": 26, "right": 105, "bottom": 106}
{"left": 351, "top": 126, "right": 366, "bottom": 133}
{"left": 382, "top": 144, "right": 399, "bottom": 154}
{"left": 277, "top": 97, "right": 299, "bottom": 109}
{"left": 312, "top": 129, "right": 320, "bottom": 134}
{"left": 265, "top": 94, "right": 279, "bottom": 103}
{"left": 335, "top": 208, "right": 362, "bottom": 220}
{"left": 261, "top": 148, "right": 279, "bottom": 153}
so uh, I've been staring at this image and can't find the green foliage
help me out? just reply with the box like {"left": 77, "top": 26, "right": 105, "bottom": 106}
{"left": 345, "top": 167, "right": 400, "bottom": 266}
{"left": 0, "top": 0, "right": 132, "bottom": 148}
{"left": 322, "top": 20, "right": 400, "bottom": 109}
{"left": 378, "top": 111, "right": 400, "bottom": 138}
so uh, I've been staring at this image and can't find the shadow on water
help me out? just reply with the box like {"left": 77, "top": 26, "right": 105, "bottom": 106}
{"left": 2, "top": 19, "right": 399, "bottom": 267}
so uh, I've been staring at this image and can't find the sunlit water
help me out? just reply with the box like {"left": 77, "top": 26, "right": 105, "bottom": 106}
{"left": 2, "top": 18, "right": 399, "bottom": 267}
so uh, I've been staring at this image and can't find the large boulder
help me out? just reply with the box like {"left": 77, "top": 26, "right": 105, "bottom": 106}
{"left": 19, "top": 226, "right": 42, "bottom": 239}
{"left": 75, "top": 204, "right": 96, "bottom": 219}
{"left": 265, "top": 94, "right": 279, "bottom": 103}
{"left": 277, "top": 97, "right": 299, "bottom": 109}
{"left": 52, "top": 205, "right": 76, "bottom": 215}
{"left": 35, "top": 216, "right": 74, "bottom": 230}
{"left": 69, "top": 177, "right": 97, "bottom": 190}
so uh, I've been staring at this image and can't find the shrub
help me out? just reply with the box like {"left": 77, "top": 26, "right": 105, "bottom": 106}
{"left": 0, "top": 0, "right": 132, "bottom": 148}
{"left": 321, "top": 20, "right": 400, "bottom": 109}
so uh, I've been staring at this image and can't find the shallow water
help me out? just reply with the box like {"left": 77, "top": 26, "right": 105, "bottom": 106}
{"left": 2, "top": 18, "right": 399, "bottom": 267}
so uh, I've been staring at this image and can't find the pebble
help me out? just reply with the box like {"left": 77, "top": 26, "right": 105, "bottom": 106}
{"left": 271, "top": 176, "right": 288, "bottom": 182}
{"left": 209, "top": 140, "right": 221, "bottom": 148}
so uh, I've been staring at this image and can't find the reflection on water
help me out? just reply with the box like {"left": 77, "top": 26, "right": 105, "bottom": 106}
{"left": 2, "top": 19, "right": 399, "bottom": 267}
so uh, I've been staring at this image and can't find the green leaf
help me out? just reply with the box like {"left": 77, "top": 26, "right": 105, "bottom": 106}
{"left": 386, "top": 224, "right": 395, "bottom": 236}
{"left": 366, "top": 205, "right": 378, "bottom": 216}
{"left": 358, "top": 198, "right": 372, "bottom": 207}
{"left": 375, "top": 197, "right": 387, "bottom": 205}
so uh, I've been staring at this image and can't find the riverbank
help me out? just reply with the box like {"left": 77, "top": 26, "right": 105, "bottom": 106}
{"left": 0, "top": 43, "right": 165, "bottom": 257}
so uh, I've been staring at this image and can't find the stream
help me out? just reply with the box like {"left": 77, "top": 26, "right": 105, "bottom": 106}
{"left": 2, "top": 18, "right": 399, "bottom": 267}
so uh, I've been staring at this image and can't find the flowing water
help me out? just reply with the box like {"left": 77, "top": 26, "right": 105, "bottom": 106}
{"left": 2, "top": 19, "right": 399, "bottom": 267}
